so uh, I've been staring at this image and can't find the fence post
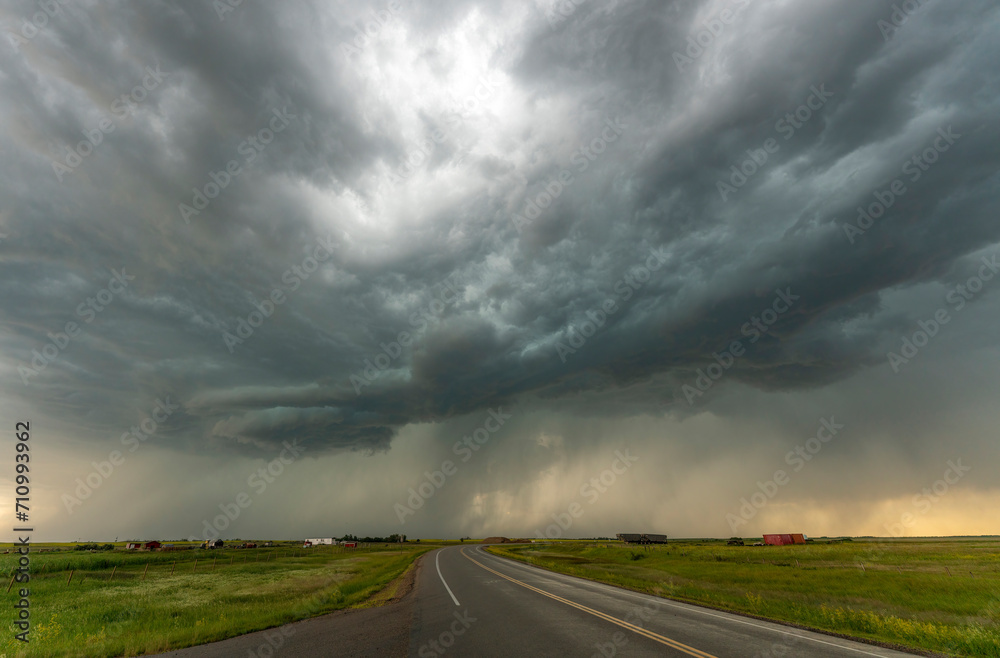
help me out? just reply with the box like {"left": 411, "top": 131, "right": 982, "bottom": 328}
{"left": 193, "top": 560, "right": 198, "bottom": 574}
{"left": 109, "top": 565, "right": 117, "bottom": 582}
{"left": 142, "top": 563, "right": 149, "bottom": 581}
{"left": 171, "top": 561, "right": 175, "bottom": 575}
{"left": 67, "top": 570, "right": 74, "bottom": 585}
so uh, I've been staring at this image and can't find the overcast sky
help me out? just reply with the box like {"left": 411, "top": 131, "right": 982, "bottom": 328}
{"left": 2, "top": 0, "right": 998, "bottom": 542}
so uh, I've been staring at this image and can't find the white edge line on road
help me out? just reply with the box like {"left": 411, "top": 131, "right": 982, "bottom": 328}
{"left": 478, "top": 547, "right": 904, "bottom": 658}
{"left": 436, "top": 548, "right": 460, "bottom": 607}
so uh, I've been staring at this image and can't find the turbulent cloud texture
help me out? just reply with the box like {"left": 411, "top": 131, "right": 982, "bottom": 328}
{"left": 1, "top": 0, "right": 998, "bottom": 540}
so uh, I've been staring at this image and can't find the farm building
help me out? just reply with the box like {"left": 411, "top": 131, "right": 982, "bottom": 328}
{"left": 616, "top": 533, "right": 668, "bottom": 545}
{"left": 125, "top": 542, "right": 142, "bottom": 550}
{"left": 305, "top": 537, "right": 334, "bottom": 545}
{"left": 201, "top": 539, "right": 225, "bottom": 549}
{"left": 143, "top": 541, "right": 162, "bottom": 550}
{"left": 763, "top": 533, "right": 806, "bottom": 546}
{"left": 342, "top": 541, "right": 358, "bottom": 548}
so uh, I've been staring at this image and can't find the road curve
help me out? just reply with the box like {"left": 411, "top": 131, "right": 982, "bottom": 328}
{"left": 409, "top": 545, "right": 919, "bottom": 658}
{"left": 155, "top": 545, "right": 922, "bottom": 657}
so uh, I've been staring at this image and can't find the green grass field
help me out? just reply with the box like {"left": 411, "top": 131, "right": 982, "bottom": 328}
{"left": 0, "top": 542, "right": 434, "bottom": 657}
{"left": 486, "top": 537, "right": 1000, "bottom": 657}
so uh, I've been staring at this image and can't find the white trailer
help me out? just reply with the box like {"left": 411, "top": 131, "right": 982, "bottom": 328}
{"left": 304, "top": 537, "right": 334, "bottom": 545}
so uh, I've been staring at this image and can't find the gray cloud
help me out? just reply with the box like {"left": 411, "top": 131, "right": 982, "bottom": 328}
{"left": 2, "top": 0, "right": 999, "bottom": 539}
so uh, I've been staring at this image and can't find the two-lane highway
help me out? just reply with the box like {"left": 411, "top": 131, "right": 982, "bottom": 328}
{"left": 156, "top": 545, "right": 922, "bottom": 656}
{"left": 410, "top": 545, "right": 918, "bottom": 657}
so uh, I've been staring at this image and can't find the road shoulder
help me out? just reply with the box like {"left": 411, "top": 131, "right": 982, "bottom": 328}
{"left": 153, "top": 552, "right": 425, "bottom": 657}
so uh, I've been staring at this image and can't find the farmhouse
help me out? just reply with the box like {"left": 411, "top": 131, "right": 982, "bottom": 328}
{"left": 763, "top": 533, "right": 806, "bottom": 546}
{"left": 305, "top": 537, "right": 334, "bottom": 545}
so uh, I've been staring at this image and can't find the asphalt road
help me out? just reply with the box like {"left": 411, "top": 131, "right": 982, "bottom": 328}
{"left": 158, "top": 545, "right": 921, "bottom": 657}
{"left": 409, "top": 545, "right": 918, "bottom": 658}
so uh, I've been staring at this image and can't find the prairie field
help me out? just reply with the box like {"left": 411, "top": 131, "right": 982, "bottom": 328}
{"left": 0, "top": 542, "right": 433, "bottom": 657}
{"left": 487, "top": 537, "right": 1000, "bottom": 657}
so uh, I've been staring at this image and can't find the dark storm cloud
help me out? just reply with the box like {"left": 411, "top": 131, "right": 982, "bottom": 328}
{"left": 1, "top": 0, "right": 998, "bottom": 467}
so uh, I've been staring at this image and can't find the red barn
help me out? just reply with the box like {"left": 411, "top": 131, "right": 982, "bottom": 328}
{"left": 763, "top": 534, "right": 805, "bottom": 545}
{"left": 143, "top": 541, "right": 162, "bottom": 551}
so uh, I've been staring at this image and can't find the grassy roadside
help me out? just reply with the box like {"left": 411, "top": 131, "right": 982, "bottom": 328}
{"left": 0, "top": 543, "right": 433, "bottom": 657}
{"left": 485, "top": 539, "right": 1000, "bottom": 657}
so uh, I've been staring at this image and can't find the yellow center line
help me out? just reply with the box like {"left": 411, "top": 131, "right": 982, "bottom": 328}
{"left": 460, "top": 548, "right": 718, "bottom": 658}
